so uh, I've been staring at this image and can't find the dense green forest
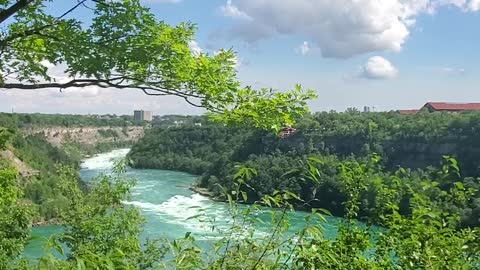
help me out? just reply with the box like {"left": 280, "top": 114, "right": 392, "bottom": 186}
{"left": 0, "top": 113, "right": 139, "bottom": 223}
{"left": 151, "top": 115, "right": 206, "bottom": 128}
{"left": 129, "top": 111, "right": 480, "bottom": 227}
{"left": 3, "top": 122, "right": 480, "bottom": 268}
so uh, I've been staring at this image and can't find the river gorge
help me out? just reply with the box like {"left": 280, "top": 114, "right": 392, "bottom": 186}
{"left": 24, "top": 148, "right": 346, "bottom": 259}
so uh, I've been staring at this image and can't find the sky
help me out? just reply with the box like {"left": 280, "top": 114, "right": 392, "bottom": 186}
{"left": 1, "top": 0, "right": 480, "bottom": 115}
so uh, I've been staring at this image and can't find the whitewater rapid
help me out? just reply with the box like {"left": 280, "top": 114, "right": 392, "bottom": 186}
{"left": 80, "top": 149, "right": 233, "bottom": 240}
{"left": 27, "top": 148, "right": 344, "bottom": 258}
{"left": 80, "top": 148, "right": 130, "bottom": 170}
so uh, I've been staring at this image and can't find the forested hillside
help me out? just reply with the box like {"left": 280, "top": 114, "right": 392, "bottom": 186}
{"left": 129, "top": 111, "right": 480, "bottom": 227}
{"left": 0, "top": 113, "right": 143, "bottom": 224}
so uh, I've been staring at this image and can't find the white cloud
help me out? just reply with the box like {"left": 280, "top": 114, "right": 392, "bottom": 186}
{"left": 188, "top": 40, "right": 203, "bottom": 56}
{"left": 295, "top": 41, "right": 310, "bottom": 56}
{"left": 468, "top": 0, "right": 480, "bottom": 10}
{"left": 39, "top": 60, "right": 55, "bottom": 68}
{"left": 427, "top": 0, "right": 480, "bottom": 12}
{"left": 358, "top": 56, "right": 398, "bottom": 80}
{"left": 232, "top": 56, "right": 250, "bottom": 68}
{"left": 218, "top": 0, "right": 480, "bottom": 58}
{"left": 1, "top": 87, "right": 205, "bottom": 115}
{"left": 55, "top": 87, "right": 101, "bottom": 98}
{"left": 219, "top": 0, "right": 252, "bottom": 20}
{"left": 439, "top": 67, "right": 466, "bottom": 74}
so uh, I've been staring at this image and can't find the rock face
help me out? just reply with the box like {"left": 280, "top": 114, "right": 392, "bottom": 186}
{"left": 0, "top": 149, "right": 38, "bottom": 177}
{"left": 384, "top": 141, "right": 480, "bottom": 174}
{"left": 0, "top": 126, "right": 144, "bottom": 178}
{"left": 23, "top": 126, "right": 144, "bottom": 148}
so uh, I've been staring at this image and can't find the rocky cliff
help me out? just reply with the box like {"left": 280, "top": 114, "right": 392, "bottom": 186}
{"left": 0, "top": 149, "right": 38, "bottom": 177}
{"left": 1, "top": 126, "right": 144, "bottom": 178}
{"left": 23, "top": 126, "right": 144, "bottom": 148}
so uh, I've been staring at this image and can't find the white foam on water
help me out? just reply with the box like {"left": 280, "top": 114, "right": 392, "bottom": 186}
{"left": 124, "top": 193, "right": 228, "bottom": 235}
{"left": 124, "top": 193, "right": 270, "bottom": 240}
{"left": 81, "top": 149, "right": 130, "bottom": 170}
{"left": 80, "top": 149, "right": 271, "bottom": 241}
{"left": 132, "top": 183, "right": 156, "bottom": 191}
{"left": 125, "top": 194, "right": 212, "bottom": 215}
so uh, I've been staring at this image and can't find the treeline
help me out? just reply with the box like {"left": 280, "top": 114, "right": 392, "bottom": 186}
{"left": 128, "top": 125, "right": 250, "bottom": 174}
{"left": 128, "top": 111, "right": 480, "bottom": 227}
{"left": 152, "top": 114, "right": 206, "bottom": 128}
{"left": 0, "top": 112, "right": 140, "bottom": 128}
{"left": 297, "top": 110, "right": 480, "bottom": 176}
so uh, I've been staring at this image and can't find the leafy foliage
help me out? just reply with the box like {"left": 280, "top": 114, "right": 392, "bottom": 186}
{"left": 0, "top": 112, "right": 140, "bottom": 222}
{"left": 0, "top": 127, "right": 12, "bottom": 150}
{"left": 129, "top": 111, "right": 480, "bottom": 227}
{"left": 0, "top": 165, "right": 33, "bottom": 269}
{"left": 11, "top": 133, "right": 82, "bottom": 220}
{"left": 29, "top": 166, "right": 167, "bottom": 269}
{"left": 2, "top": 140, "right": 480, "bottom": 269}
{"left": 1, "top": 0, "right": 315, "bottom": 131}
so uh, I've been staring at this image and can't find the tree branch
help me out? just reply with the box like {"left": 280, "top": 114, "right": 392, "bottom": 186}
{"left": 183, "top": 97, "right": 203, "bottom": 108}
{"left": 57, "top": 0, "right": 88, "bottom": 21}
{"left": 0, "top": 24, "right": 54, "bottom": 47}
{"left": 0, "top": 0, "right": 34, "bottom": 25}
{"left": 1, "top": 78, "right": 218, "bottom": 112}
{"left": 0, "top": 0, "right": 87, "bottom": 47}
{"left": 2, "top": 80, "right": 102, "bottom": 89}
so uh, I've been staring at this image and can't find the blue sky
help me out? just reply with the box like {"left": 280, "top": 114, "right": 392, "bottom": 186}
{"left": 2, "top": 0, "right": 480, "bottom": 115}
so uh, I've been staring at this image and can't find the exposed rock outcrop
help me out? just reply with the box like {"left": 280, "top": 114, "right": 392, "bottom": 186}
{"left": 23, "top": 126, "right": 144, "bottom": 148}
{"left": 0, "top": 149, "right": 39, "bottom": 177}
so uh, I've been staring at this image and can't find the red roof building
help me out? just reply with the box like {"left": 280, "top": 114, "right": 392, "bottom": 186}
{"left": 398, "top": 109, "right": 420, "bottom": 115}
{"left": 422, "top": 102, "right": 480, "bottom": 112}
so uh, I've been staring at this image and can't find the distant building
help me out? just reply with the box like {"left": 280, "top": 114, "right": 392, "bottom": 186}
{"left": 134, "top": 110, "right": 153, "bottom": 122}
{"left": 143, "top": 111, "right": 152, "bottom": 121}
{"left": 398, "top": 109, "right": 420, "bottom": 115}
{"left": 363, "top": 106, "right": 371, "bottom": 113}
{"left": 422, "top": 102, "right": 480, "bottom": 112}
{"left": 398, "top": 102, "right": 480, "bottom": 115}
{"left": 133, "top": 110, "right": 142, "bottom": 122}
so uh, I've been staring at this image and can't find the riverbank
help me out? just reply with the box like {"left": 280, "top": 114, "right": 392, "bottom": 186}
{"left": 189, "top": 185, "right": 225, "bottom": 202}
{"left": 189, "top": 184, "right": 313, "bottom": 212}
{"left": 32, "top": 218, "right": 62, "bottom": 227}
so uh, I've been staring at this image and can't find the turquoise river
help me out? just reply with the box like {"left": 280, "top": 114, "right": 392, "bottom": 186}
{"left": 24, "top": 149, "right": 346, "bottom": 259}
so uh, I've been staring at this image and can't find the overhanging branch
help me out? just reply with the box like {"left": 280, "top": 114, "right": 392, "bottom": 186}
{"left": 0, "top": 24, "right": 54, "bottom": 47}
{"left": 0, "top": 0, "right": 87, "bottom": 48}
{"left": 1, "top": 78, "right": 219, "bottom": 112}
{"left": 0, "top": 0, "right": 34, "bottom": 25}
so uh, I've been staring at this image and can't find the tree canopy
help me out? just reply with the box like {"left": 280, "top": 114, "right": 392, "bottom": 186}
{"left": 0, "top": 0, "right": 316, "bottom": 131}
{"left": 129, "top": 111, "right": 480, "bottom": 228}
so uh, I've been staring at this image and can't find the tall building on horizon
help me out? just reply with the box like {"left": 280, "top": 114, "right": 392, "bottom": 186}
{"left": 134, "top": 110, "right": 153, "bottom": 122}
